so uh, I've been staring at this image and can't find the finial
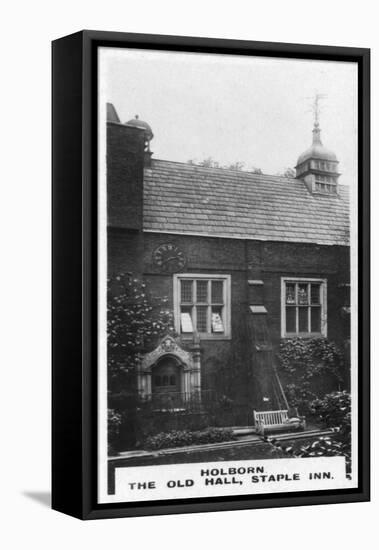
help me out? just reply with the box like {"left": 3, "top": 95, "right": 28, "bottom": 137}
{"left": 311, "top": 93, "right": 326, "bottom": 145}
{"left": 311, "top": 93, "right": 327, "bottom": 126}
{"left": 135, "top": 114, "right": 139, "bottom": 119}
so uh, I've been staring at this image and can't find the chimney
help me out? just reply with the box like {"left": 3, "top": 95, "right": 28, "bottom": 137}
{"left": 106, "top": 102, "right": 120, "bottom": 123}
{"left": 124, "top": 115, "right": 154, "bottom": 168}
{"left": 107, "top": 104, "right": 145, "bottom": 231}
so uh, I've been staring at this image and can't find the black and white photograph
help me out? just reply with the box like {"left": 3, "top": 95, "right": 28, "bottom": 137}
{"left": 97, "top": 45, "right": 360, "bottom": 504}
{"left": 1, "top": 0, "right": 377, "bottom": 542}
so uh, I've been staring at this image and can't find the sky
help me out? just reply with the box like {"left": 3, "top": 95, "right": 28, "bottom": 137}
{"left": 99, "top": 47, "right": 358, "bottom": 187}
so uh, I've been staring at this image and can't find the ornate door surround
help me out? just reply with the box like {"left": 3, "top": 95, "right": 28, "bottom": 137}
{"left": 137, "top": 334, "right": 201, "bottom": 399}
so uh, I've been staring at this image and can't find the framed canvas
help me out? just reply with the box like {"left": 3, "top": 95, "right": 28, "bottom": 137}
{"left": 52, "top": 30, "right": 370, "bottom": 520}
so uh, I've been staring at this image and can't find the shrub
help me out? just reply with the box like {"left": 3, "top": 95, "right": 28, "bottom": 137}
{"left": 311, "top": 390, "right": 351, "bottom": 438}
{"left": 295, "top": 437, "right": 348, "bottom": 459}
{"left": 108, "top": 408, "right": 122, "bottom": 454}
{"left": 144, "top": 427, "right": 235, "bottom": 450}
{"left": 268, "top": 435, "right": 351, "bottom": 473}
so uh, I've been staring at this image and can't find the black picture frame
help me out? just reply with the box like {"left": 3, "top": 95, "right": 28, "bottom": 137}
{"left": 52, "top": 30, "right": 370, "bottom": 520}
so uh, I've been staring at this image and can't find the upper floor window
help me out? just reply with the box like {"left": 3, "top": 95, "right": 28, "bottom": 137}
{"left": 314, "top": 181, "right": 337, "bottom": 194}
{"left": 281, "top": 278, "right": 327, "bottom": 338}
{"left": 173, "top": 274, "right": 231, "bottom": 339}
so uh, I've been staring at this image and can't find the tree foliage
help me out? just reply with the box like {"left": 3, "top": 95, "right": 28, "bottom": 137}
{"left": 107, "top": 273, "right": 175, "bottom": 450}
{"left": 227, "top": 161, "right": 245, "bottom": 171}
{"left": 187, "top": 158, "right": 262, "bottom": 173}
{"left": 279, "top": 167, "right": 296, "bottom": 178}
{"left": 108, "top": 273, "right": 175, "bottom": 387}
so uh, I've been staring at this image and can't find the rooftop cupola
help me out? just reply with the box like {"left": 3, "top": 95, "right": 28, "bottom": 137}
{"left": 295, "top": 95, "right": 340, "bottom": 195}
{"left": 125, "top": 115, "right": 154, "bottom": 166}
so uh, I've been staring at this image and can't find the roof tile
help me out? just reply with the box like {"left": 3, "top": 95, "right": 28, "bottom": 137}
{"left": 139, "top": 160, "right": 350, "bottom": 246}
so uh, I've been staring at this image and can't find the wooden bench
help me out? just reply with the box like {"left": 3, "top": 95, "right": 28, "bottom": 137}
{"left": 253, "top": 409, "right": 306, "bottom": 436}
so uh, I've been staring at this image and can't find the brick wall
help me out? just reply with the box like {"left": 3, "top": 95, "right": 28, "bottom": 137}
{"left": 108, "top": 229, "right": 350, "bottom": 408}
{"left": 107, "top": 122, "right": 145, "bottom": 230}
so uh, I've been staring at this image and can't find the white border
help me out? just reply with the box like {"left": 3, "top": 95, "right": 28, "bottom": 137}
{"left": 97, "top": 47, "right": 359, "bottom": 504}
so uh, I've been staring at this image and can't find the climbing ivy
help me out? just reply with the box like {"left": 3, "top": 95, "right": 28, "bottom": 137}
{"left": 277, "top": 337, "right": 345, "bottom": 414}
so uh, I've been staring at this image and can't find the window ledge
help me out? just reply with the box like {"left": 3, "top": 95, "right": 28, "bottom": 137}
{"left": 282, "top": 333, "right": 324, "bottom": 339}
{"left": 181, "top": 334, "right": 231, "bottom": 341}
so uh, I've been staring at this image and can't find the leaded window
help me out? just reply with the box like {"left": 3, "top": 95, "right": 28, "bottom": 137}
{"left": 174, "top": 275, "right": 231, "bottom": 338}
{"left": 282, "top": 279, "right": 327, "bottom": 337}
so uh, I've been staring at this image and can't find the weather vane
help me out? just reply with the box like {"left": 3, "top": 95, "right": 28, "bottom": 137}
{"left": 306, "top": 92, "right": 327, "bottom": 126}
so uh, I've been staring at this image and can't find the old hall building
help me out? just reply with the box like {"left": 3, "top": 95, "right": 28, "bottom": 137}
{"left": 106, "top": 103, "right": 350, "bottom": 417}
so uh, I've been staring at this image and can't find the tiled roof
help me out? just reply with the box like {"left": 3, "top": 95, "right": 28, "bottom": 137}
{"left": 142, "top": 160, "right": 350, "bottom": 246}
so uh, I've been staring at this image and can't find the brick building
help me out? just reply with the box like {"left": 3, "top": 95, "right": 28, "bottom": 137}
{"left": 106, "top": 103, "right": 350, "bottom": 424}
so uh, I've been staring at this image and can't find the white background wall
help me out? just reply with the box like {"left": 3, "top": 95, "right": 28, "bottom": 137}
{"left": 0, "top": 1, "right": 376, "bottom": 548}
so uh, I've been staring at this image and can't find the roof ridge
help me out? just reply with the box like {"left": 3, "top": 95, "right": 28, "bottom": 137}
{"left": 151, "top": 158, "right": 298, "bottom": 181}
{"left": 149, "top": 159, "right": 350, "bottom": 191}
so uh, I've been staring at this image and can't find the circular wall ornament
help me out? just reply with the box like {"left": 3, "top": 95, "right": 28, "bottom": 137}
{"left": 153, "top": 243, "right": 186, "bottom": 272}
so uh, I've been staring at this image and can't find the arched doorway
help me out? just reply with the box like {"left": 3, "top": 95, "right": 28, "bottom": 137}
{"left": 138, "top": 335, "right": 201, "bottom": 408}
{"left": 151, "top": 356, "right": 183, "bottom": 409}
{"left": 152, "top": 356, "right": 182, "bottom": 394}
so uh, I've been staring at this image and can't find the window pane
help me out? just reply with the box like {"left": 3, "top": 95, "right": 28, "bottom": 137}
{"left": 169, "top": 375, "right": 176, "bottom": 386}
{"left": 180, "top": 306, "right": 193, "bottom": 333}
{"left": 298, "top": 307, "right": 309, "bottom": 332}
{"left": 196, "top": 306, "right": 208, "bottom": 332}
{"left": 181, "top": 280, "right": 193, "bottom": 303}
{"left": 154, "top": 375, "right": 161, "bottom": 386}
{"left": 196, "top": 280, "right": 208, "bottom": 303}
{"left": 286, "top": 307, "right": 296, "bottom": 333}
{"left": 286, "top": 283, "right": 296, "bottom": 304}
{"left": 298, "top": 284, "right": 309, "bottom": 305}
{"left": 162, "top": 375, "right": 169, "bottom": 386}
{"left": 211, "top": 280, "right": 224, "bottom": 303}
{"left": 311, "top": 284, "right": 320, "bottom": 304}
{"left": 311, "top": 306, "right": 321, "bottom": 332}
{"left": 211, "top": 306, "right": 224, "bottom": 333}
